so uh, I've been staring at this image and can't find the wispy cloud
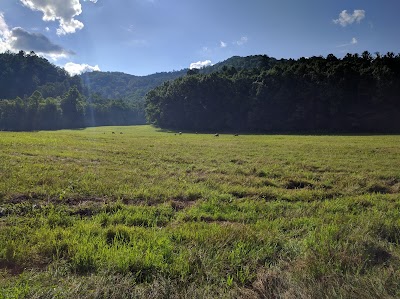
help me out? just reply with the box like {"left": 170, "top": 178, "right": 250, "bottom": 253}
{"left": 123, "top": 25, "right": 135, "bottom": 33}
{"left": 220, "top": 41, "right": 227, "bottom": 48}
{"left": 190, "top": 60, "right": 212, "bottom": 69}
{"left": 333, "top": 10, "right": 365, "bottom": 27}
{"left": 337, "top": 37, "right": 358, "bottom": 48}
{"left": 64, "top": 62, "right": 100, "bottom": 76}
{"left": 236, "top": 36, "right": 248, "bottom": 46}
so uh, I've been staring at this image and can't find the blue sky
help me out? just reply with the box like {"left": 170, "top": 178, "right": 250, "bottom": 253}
{"left": 1, "top": 0, "right": 400, "bottom": 76}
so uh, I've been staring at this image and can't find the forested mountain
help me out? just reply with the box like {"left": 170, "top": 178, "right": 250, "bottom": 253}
{"left": 0, "top": 52, "right": 145, "bottom": 131}
{"left": 200, "top": 55, "right": 278, "bottom": 74}
{"left": 80, "top": 70, "right": 187, "bottom": 104}
{"left": 2, "top": 51, "right": 400, "bottom": 132}
{"left": 0, "top": 51, "right": 83, "bottom": 99}
{"left": 146, "top": 52, "right": 400, "bottom": 133}
{"left": 79, "top": 56, "right": 275, "bottom": 103}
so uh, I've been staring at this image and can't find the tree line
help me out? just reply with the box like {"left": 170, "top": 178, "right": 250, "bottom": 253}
{"left": 0, "top": 87, "right": 145, "bottom": 131}
{"left": 0, "top": 51, "right": 145, "bottom": 131}
{"left": 145, "top": 52, "right": 400, "bottom": 133}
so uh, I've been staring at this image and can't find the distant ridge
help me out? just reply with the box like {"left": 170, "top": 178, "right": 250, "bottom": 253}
{"left": 80, "top": 70, "right": 187, "bottom": 103}
{"left": 79, "top": 55, "right": 277, "bottom": 103}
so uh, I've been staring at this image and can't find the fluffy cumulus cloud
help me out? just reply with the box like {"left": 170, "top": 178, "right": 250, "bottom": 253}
{"left": 334, "top": 10, "right": 365, "bottom": 27}
{"left": 10, "top": 28, "right": 74, "bottom": 57}
{"left": 189, "top": 60, "right": 212, "bottom": 69}
{"left": 0, "top": 13, "right": 10, "bottom": 52}
{"left": 0, "top": 12, "right": 8, "bottom": 35}
{"left": 64, "top": 62, "right": 100, "bottom": 76}
{"left": 0, "top": 13, "right": 73, "bottom": 60}
{"left": 351, "top": 37, "right": 358, "bottom": 45}
{"left": 19, "top": 0, "right": 89, "bottom": 35}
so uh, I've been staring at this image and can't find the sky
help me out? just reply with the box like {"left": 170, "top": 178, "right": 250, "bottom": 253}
{"left": 1, "top": 0, "right": 400, "bottom": 76}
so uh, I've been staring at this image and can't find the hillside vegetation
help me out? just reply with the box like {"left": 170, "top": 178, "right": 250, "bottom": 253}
{"left": 0, "top": 52, "right": 145, "bottom": 131}
{"left": 0, "top": 126, "right": 399, "bottom": 298}
{"left": 81, "top": 70, "right": 187, "bottom": 104}
{"left": 146, "top": 52, "right": 400, "bottom": 133}
{"left": 2, "top": 51, "right": 400, "bottom": 133}
{"left": 79, "top": 56, "right": 272, "bottom": 102}
{"left": 0, "top": 51, "right": 83, "bottom": 99}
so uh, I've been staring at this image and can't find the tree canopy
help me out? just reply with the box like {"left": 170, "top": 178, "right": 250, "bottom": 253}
{"left": 145, "top": 52, "right": 400, "bottom": 133}
{"left": 0, "top": 52, "right": 145, "bottom": 131}
{"left": 0, "top": 51, "right": 83, "bottom": 99}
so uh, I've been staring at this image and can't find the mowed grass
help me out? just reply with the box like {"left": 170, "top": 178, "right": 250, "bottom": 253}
{"left": 0, "top": 125, "right": 399, "bottom": 298}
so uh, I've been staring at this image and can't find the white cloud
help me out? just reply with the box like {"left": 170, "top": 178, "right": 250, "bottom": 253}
{"left": 123, "top": 25, "right": 135, "bottom": 33}
{"left": 0, "top": 14, "right": 73, "bottom": 60}
{"left": 189, "top": 60, "right": 212, "bottom": 70}
{"left": 333, "top": 10, "right": 365, "bottom": 27}
{"left": 236, "top": 36, "right": 248, "bottom": 46}
{"left": 20, "top": 0, "right": 86, "bottom": 35}
{"left": 0, "top": 12, "right": 9, "bottom": 36}
{"left": 10, "top": 27, "right": 74, "bottom": 58}
{"left": 64, "top": 62, "right": 100, "bottom": 76}
{"left": 220, "top": 41, "right": 227, "bottom": 48}
{"left": 337, "top": 37, "right": 358, "bottom": 48}
{"left": 0, "top": 13, "right": 10, "bottom": 52}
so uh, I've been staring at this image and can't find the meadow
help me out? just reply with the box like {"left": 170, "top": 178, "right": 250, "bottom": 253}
{"left": 0, "top": 125, "right": 399, "bottom": 298}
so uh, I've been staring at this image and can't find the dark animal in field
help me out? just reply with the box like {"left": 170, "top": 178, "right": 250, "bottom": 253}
{"left": 112, "top": 132, "right": 115, "bottom": 134}
{"left": 120, "top": 132, "right": 123, "bottom": 134}
{"left": 234, "top": 134, "right": 239, "bottom": 136}
{"left": 179, "top": 132, "right": 182, "bottom": 135}
{"left": 214, "top": 133, "right": 219, "bottom": 137}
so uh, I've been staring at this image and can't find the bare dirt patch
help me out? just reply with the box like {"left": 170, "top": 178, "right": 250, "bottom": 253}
{"left": 170, "top": 199, "right": 196, "bottom": 211}
{"left": 285, "top": 180, "right": 314, "bottom": 190}
{"left": 0, "top": 260, "right": 24, "bottom": 276}
{"left": 0, "top": 260, "right": 50, "bottom": 277}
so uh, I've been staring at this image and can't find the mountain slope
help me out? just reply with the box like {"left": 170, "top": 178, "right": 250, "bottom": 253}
{"left": 0, "top": 51, "right": 82, "bottom": 99}
{"left": 201, "top": 55, "right": 278, "bottom": 74}
{"left": 80, "top": 70, "right": 187, "bottom": 103}
{"left": 79, "top": 55, "right": 278, "bottom": 103}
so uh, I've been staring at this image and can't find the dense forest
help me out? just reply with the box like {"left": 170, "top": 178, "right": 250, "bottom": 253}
{"left": 146, "top": 52, "right": 400, "bottom": 133}
{"left": 1, "top": 51, "right": 400, "bottom": 132}
{"left": 0, "top": 50, "right": 83, "bottom": 99}
{"left": 78, "top": 56, "right": 273, "bottom": 103}
{"left": 0, "top": 51, "right": 145, "bottom": 131}
{"left": 199, "top": 55, "right": 277, "bottom": 74}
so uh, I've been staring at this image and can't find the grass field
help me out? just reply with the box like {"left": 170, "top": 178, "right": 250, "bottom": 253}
{"left": 0, "top": 125, "right": 399, "bottom": 298}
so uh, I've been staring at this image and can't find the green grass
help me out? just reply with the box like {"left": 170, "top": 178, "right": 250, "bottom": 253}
{"left": 0, "top": 125, "right": 399, "bottom": 298}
